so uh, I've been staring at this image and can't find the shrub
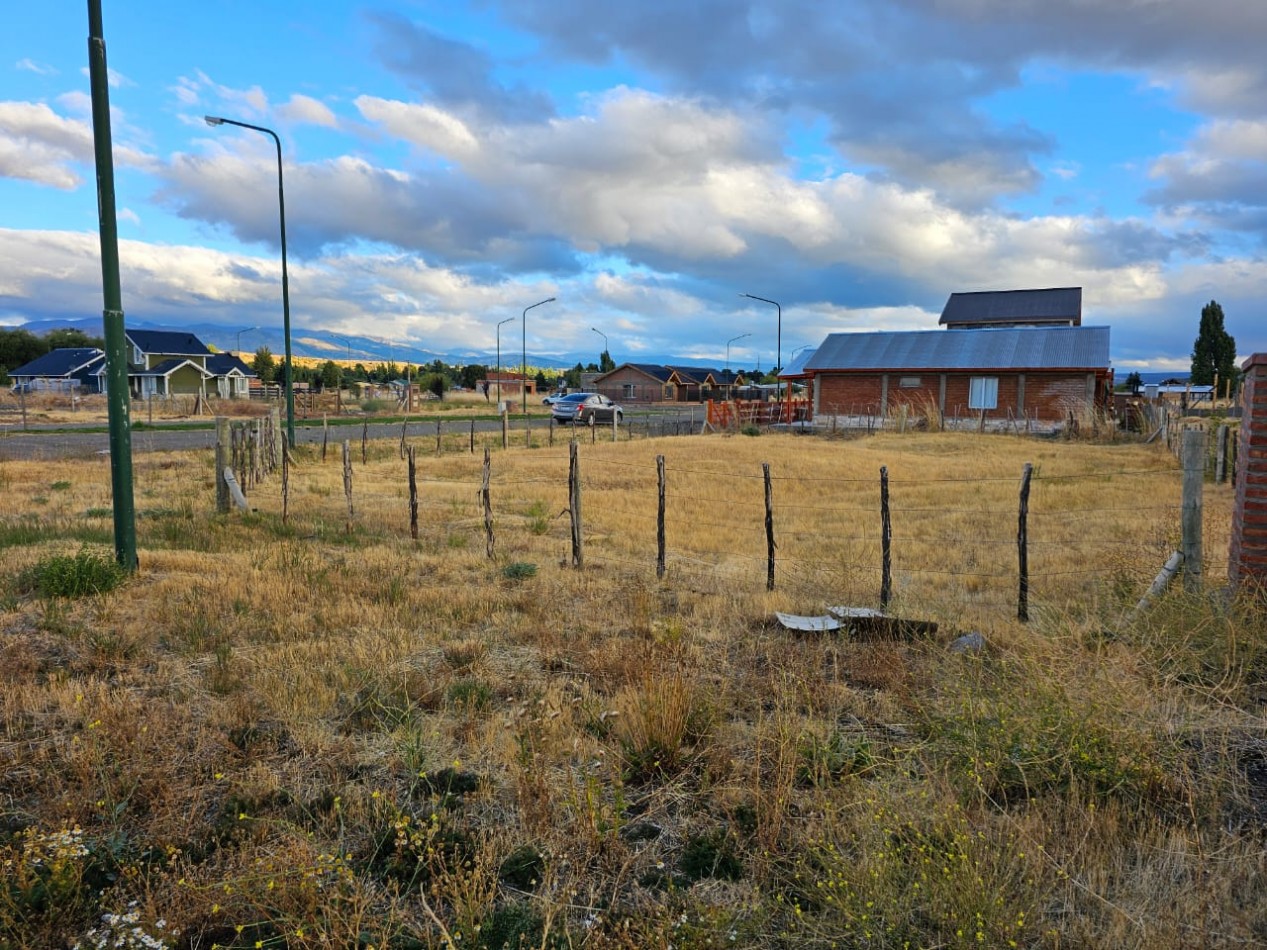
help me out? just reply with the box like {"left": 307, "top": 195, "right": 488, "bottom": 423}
{"left": 360, "top": 398, "right": 391, "bottom": 413}
{"left": 21, "top": 548, "right": 127, "bottom": 599}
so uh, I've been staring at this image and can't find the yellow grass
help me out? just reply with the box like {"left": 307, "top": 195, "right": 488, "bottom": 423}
{"left": 0, "top": 429, "right": 1262, "bottom": 949}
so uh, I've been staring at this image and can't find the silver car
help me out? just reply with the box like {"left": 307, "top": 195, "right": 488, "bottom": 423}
{"left": 551, "top": 392, "right": 624, "bottom": 425}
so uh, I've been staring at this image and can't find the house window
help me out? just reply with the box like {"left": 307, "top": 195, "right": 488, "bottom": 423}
{"left": 623, "top": 384, "right": 637, "bottom": 399}
{"left": 899, "top": 376, "right": 922, "bottom": 388}
{"left": 969, "top": 376, "right": 999, "bottom": 410}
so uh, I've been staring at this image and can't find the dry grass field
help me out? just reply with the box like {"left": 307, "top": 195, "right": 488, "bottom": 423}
{"left": 1, "top": 428, "right": 1263, "bottom": 949}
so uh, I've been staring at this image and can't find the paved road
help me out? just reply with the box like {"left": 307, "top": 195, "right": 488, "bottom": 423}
{"left": 0, "top": 407, "right": 705, "bottom": 460}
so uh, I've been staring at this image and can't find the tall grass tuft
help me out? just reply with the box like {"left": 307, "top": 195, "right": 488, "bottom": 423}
{"left": 20, "top": 547, "right": 127, "bottom": 599}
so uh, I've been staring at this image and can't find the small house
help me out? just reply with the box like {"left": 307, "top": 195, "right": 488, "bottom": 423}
{"left": 8, "top": 347, "right": 106, "bottom": 393}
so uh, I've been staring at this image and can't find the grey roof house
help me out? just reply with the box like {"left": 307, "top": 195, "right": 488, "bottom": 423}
{"left": 9, "top": 347, "right": 106, "bottom": 393}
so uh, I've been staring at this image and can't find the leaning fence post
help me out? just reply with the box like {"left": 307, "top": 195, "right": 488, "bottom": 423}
{"left": 342, "top": 440, "right": 354, "bottom": 532}
{"left": 1018, "top": 462, "right": 1033, "bottom": 622}
{"left": 880, "top": 466, "right": 892, "bottom": 608}
{"left": 281, "top": 434, "right": 290, "bottom": 525}
{"left": 482, "top": 447, "right": 494, "bottom": 558}
{"left": 763, "top": 462, "right": 775, "bottom": 591}
{"left": 408, "top": 446, "right": 418, "bottom": 541}
{"left": 361, "top": 418, "right": 368, "bottom": 466}
{"left": 435, "top": 418, "right": 443, "bottom": 456}
{"left": 569, "top": 440, "right": 584, "bottom": 569}
{"left": 215, "top": 417, "right": 230, "bottom": 513}
{"left": 1182, "top": 428, "right": 1205, "bottom": 592}
{"left": 400, "top": 418, "right": 408, "bottom": 460}
{"left": 657, "top": 454, "right": 666, "bottom": 579}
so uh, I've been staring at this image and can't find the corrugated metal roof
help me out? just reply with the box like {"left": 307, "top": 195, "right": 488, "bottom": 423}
{"left": 10, "top": 347, "right": 104, "bottom": 378}
{"left": 806, "top": 325, "right": 1109, "bottom": 372}
{"left": 939, "top": 287, "right": 1082, "bottom": 326}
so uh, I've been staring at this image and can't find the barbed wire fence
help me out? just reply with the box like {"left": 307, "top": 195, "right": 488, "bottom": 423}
{"left": 221, "top": 425, "right": 1214, "bottom": 630}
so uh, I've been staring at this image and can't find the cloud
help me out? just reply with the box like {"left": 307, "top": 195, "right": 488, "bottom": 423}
{"left": 0, "top": 102, "right": 95, "bottom": 188}
{"left": 277, "top": 94, "right": 338, "bottom": 128}
{"left": 16, "top": 58, "right": 56, "bottom": 76}
{"left": 366, "top": 12, "right": 554, "bottom": 123}
{"left": 176, "top": 70, "right": 270, "bottom": 118}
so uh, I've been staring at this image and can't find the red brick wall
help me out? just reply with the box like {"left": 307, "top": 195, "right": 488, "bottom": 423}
{"left": 596, "top": 367, "right": 671, "bottom": 403}
{"left": 814, "top": 371, "right": 1096, "bottom": 421}
{"left": 1230, "top": 353, "right": 1267, "bottom": 591}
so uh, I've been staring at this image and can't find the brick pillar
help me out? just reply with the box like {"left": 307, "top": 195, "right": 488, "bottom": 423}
{"left": 1229, "top": 353, "right": 1267, "bottom": 592}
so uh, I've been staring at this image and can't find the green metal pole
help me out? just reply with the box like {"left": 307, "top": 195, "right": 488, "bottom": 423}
{"left": 87, "top": 0, "right": 137, "bottom": 571}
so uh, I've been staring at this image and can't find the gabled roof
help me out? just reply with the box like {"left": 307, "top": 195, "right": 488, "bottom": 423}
{"left": 807, "top": 325, "right": 1110, "bottom": 372}
{"left": 126, "top": 329, "right": 212, "bottom": 356}
{"left": 939, "top": 287, "right": 1082, "bottom": 328}
{"left": 133, "top": 358, "right": 214, "bottom": 378}
{"left": 665, "top": 365, "right": 721, "bottom": 384}
{"left": 10, "top": 347, "right": 105, "bottom": 378}
{"left": 206, "top": 353, "right": 258, "bottom": 377}
{"left": 608, "top": 363, "right": 675, "bottom": 383}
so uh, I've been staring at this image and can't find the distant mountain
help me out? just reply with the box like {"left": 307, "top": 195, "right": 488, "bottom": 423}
{"left": 6, "top": 316, "right": 582, "bottom": 369}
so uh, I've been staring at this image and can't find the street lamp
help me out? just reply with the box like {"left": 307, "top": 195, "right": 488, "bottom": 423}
{"left": 522, "top": 297, "right": 556, "bottom": 414}
{"left": 496, "top": 316, "right": 514, "bottom": 406}
{"left": 726, "top": 332, "right": 751, "bottom": 399}
{"left": 591, "top": 326, "right": 608, "bottom": 368}
{"left": 740, "top": 293, "right": 782, "bottom": 421}
{"left": 726, "top": 332, "right": 751, "bottom": 373}
{"left": 205, "top": 114, "right": 295, "bottom": 447}
{"left": 236, "top": 325, "right": 259, "bottom": 355}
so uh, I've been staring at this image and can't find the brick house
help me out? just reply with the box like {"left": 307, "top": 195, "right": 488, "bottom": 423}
{"left": 804, "top": 288, "right": 1113, "bottom": 423}
{"left": 594, "top": 363, "right": 749, "bottom": 403}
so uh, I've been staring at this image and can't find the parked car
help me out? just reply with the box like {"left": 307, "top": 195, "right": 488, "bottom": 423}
{"left": 551, "top": 392, "right": 624, "bottom": 425}
{"left": 542, "top": 390, "right": 568, "bottom": 405}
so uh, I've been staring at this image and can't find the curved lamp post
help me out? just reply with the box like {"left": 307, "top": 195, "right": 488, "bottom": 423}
{"left": 522, "top": 297, "right": 556, "bottom": 414}
{"left": 726, "top": 332, "right": 751, "bottom": 399}
{"left": 591, "top": 326, "right": 608, "bottom": 368}
{"left": 740, "top": 293, "right": 782, "bottom": 421}
{"left": 236, "top": 325, "right": 259, "bottom": 355}
{"left": 205, "top": 115, "right": 295, "bottom": 447}
{"left": 495, "top": 316, "right": 514, "bottom": 405}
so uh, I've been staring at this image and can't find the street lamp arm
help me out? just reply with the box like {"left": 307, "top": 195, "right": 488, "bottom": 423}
{"left": 205, "top": 114, "right": 295, "bottom": 445}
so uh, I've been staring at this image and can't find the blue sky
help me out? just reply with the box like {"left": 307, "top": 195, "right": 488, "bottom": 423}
{"left": 3, "top": 0, "right": 1266, "bottom": 371}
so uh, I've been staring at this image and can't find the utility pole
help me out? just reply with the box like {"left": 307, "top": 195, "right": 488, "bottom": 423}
{"left": 87, "top": 0, "right": 137, "bottom": 570}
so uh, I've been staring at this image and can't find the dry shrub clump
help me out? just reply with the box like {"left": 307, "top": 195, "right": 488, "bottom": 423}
{"left": 0, "top": 428, "right": 1263, "bottom": 947}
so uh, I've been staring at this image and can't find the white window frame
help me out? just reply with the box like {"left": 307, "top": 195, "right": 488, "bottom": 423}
{"left": 968, "top": 376, "right": 999, "bottom": 410}
{"left": 898, "top": 376, "right": 922, "bottom": 388}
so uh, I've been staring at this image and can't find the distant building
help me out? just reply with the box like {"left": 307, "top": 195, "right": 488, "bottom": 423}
{"left": 801, "top": 288, "right": 1112, "bottom": 423}
{"left": 9, "top": 347, "right": 105, "bottom": 393}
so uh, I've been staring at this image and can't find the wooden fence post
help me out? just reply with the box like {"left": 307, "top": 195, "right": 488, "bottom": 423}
{"left": 342, "top": 440, "right": 354, "bottom": 532}
{"left": 1216, "top": 424, "right": 1229, "bottom": 483}
{"left": 281, "top": 433, "right": 289, "bottom": 525}
{"left": 408, "top": 446, "right": 418, "bottom": 540}
{"left": 763, "top": 462, "right": 775, "bottom": 591}
{"left": 569, "top": 440, "right": 584, "bottom": 569}
{"left": 215, "top": 417, "right": 230, "bottom": 513}
{"left": 1018, "top": 462, "right": 1033, "bottom": 622}
{"left": 400, "top": 418, "right": 408, "bottom": 460}
{"left": 657, "top": 454, "right": 666, "bottom": 580}
{"left": 435, "top": 418, "right": 443, "bottom": 456}
{"left": 322, "top": 415, "right": 329, "bottom": 462}
{"left": 1182, "top": 428, "right": 1205, "bottom": 592}
{"left": 470, "top": 418, "right": 475, "bottom": 454}
{"left": 270, "top": 406, "right": 282, "bottom": 466}
{"left": 549, "top": 417, "right": 554, "bottom": 447}
{"left": 880, "top": 466, "right": 892, "bottom": 608}
{"left": 361, "top": 418, "right": 368, "bottom": 465}
{"left": 501, "top": 407, "right": 509, "bottom": 450}
{"left": 482, "top": 448, "right": 494, "bottom": 559}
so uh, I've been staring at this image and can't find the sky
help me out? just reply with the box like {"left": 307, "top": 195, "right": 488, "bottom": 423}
{"left": 3, "top": 0, "right": 1266, "bottom": 372}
